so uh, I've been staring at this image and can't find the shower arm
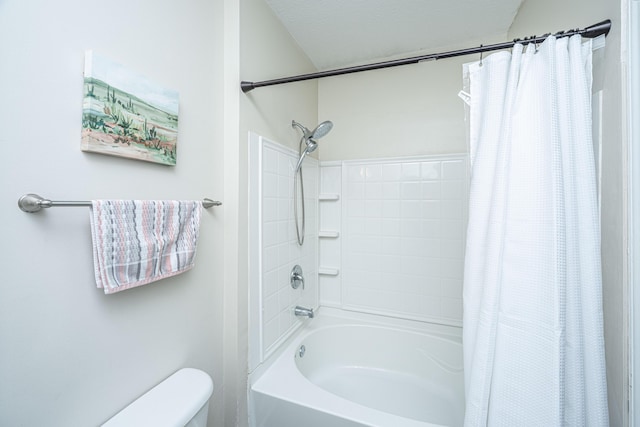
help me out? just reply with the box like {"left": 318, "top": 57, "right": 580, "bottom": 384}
{"left": 292, "top": 121, "right": 312, "bottom": 140}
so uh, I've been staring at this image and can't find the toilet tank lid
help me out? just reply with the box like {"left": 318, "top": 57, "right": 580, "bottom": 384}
{"left": 102, "top": 368, "right": 214, "bottom": 427}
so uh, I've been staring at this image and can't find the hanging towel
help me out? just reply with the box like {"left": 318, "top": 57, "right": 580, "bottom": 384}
{"left": 89, "top": 200, "right": 202, "bottom": 294}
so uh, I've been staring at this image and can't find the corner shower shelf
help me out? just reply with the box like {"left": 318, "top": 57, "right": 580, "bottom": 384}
{"left": 319, "top": 268, "right": 340, "bottom": 276}
{"left": 319, "top": 194, "right": 340, "bottom": 201}
{"left": 319, "top": 231, "right": 340, "bottom": 238}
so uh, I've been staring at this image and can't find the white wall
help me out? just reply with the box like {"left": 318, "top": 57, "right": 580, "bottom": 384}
{"left": 509, "top": 1, "right": 627, "bottom": 425}
{"left": 248, "top": 135, "right": 319, "bottom": 372}
{"left": 630, "top": 1, "right": 640, "bottom": 423}
{"left": 0, "top": 1, "right": 225, "bottom": 426}
{"left": 232, "top": 0, "right": 319, "bottom": 425}
{"left": 314, "top": 28, "right": 485, "bottom": 333}
{"left": 240, "top": 0, "right": 318, "bottom": 150}
{"left": 318, "top": 57, "right": 469, "bottom": 161}
{"left": 319, "top": 155, "right": 469, "bottom": 326}
{"left": 315, "top": 32, "right": 519, "bottom": 162}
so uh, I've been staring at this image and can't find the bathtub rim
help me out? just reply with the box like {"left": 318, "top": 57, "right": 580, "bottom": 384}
{"left": 249, "top": 306, "right": 461, "bottom": 381}
{"left": 248, "top": 307, "right": 463, "bottom": 427}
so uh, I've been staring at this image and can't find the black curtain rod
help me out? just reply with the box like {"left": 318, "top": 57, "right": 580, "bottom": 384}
{"left": 241, "top": 19, "right": 611, "bottom": 93}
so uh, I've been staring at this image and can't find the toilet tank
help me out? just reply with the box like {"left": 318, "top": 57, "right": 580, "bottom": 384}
{"left": 102, "top": 368, "right": 214, "bottom": 427}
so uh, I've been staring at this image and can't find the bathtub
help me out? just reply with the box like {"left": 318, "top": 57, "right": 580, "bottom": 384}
{"left": 250, "top": 309, "right": 464, "bottom": 427}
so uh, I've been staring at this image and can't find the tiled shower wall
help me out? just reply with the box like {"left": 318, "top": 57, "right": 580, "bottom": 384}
{"left": 319, "top": 155, "right": 468, "bottom": 326}
{"left": 249, "top": 133, "right": 318, "bottom": 371}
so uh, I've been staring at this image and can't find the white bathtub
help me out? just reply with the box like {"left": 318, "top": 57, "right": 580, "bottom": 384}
{"left": 250, "top": 309, "right": 464, "bottom": 427}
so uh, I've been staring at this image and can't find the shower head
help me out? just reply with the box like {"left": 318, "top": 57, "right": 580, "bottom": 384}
{"left": 292, "top": 119, "right": 333, "bottom": 172}
{"left": 292, "top": 120, "right": 333, "bottom": 144}
{"left": 310, "top": 120, "right": 333, "bottom": 140}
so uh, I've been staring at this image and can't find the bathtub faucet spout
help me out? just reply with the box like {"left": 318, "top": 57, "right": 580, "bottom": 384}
{"left": 294, "top": 306, "right": 314, "bottom": 318}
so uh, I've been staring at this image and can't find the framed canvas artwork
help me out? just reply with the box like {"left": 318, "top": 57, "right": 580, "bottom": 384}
{"left": 81, "top": 50, "right": 179, "bottom": 166}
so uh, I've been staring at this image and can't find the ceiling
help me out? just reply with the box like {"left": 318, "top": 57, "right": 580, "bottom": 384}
{"left": 264, "top": 0, "right": 525, "bottom": 70}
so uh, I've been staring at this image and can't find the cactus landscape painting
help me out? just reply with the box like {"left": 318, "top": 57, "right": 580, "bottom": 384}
{"left": 81, "top": 51, "right": 179, "bottom": 165}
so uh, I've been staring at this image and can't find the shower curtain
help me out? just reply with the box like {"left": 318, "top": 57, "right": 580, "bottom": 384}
{"left": 462, "top": 35, "right": 609, "bottom": 426}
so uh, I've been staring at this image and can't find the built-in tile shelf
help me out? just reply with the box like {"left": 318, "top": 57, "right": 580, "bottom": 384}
{"left": 319, "top": 267, "right": 340, "bottom": 276}
{"left": 319, "top": 194, "right": 340, "bottom": 201}
{"left": 319, "top": 231, "right": 340, "bottom": 238}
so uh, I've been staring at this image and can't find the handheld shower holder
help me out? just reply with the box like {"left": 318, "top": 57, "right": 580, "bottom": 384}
{"left": 292, "top": 119, "right": 333, "bottom": 245}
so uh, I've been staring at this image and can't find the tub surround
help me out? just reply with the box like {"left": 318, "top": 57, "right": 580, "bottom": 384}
{"left": 319, "top": 155, "right": 469, "bottom": 326}
{"left": 250, "top": 143, "right": 469, "bottom": 371}
{"left": 249, "top": 135, "right": 469, "bottom": 426}
{"left": 248, "top": 132, "right": 319, "bottom": 372}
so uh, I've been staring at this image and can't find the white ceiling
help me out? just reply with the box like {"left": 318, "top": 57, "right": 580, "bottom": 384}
{"left": 264, "top": 0, "right": 525, "bottom": 70}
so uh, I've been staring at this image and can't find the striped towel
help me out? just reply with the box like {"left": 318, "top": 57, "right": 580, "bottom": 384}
{"left": 89, "top": 200, "right": 202, "bottom": 294}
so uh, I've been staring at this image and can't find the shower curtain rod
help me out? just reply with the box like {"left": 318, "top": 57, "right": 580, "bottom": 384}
{"left": 240, "top": 19, "right": 611, "bottom": 93}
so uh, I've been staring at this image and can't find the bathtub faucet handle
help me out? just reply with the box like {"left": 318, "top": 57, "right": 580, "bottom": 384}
{"left": 294, "top": 306, "right": 314, "bottom": 318}
{"left": 291, "top": 265, "right": 305, "bottom": 290}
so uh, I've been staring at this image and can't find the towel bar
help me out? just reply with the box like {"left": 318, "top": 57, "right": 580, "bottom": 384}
{"left": 18, "top": 193, "right": 222, "bottom": 213}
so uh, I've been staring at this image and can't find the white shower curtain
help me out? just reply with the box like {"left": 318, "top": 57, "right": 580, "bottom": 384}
{"left": 462, "top": 35, "right": 609, "bottom": 426}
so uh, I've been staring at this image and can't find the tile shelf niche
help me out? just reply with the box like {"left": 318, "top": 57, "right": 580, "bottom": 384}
{"left": 318, "top": 194, "right": 339, "bottom": 201}
{"left": 318, "top": 231, "right": 340, "bottom": 238}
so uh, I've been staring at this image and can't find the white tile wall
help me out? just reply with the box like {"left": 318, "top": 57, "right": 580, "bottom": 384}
{"left": 259, "top": 139, "right": 318, "bottom": 358}
{"left": 319, "top": 154, "right": 468, "bottom": 326}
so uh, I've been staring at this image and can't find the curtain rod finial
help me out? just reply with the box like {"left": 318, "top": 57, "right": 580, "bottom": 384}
{"left": 241, "top": 81, "right": 255, "bottom": 93}
{"left": 582, "top": 19, "right": 611, "bottom": 39}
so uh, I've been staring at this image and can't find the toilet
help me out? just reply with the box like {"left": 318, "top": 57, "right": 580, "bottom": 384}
{"left": 102, "top": 368, "right": 214, "bottom": 427}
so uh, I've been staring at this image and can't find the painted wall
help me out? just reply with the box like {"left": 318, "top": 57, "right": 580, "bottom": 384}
{"left": 316, "top": 31, "right": 509, "bottom": 162}
{"left": 0, "top": 1, "right": 225, "bottom": 426}
{"left": 230, "top": 0, "right": 319, "bottom": 425}
{"left": 509, "top": 2, "right": 627, "bottom": 425}
{"left": 240, "top": 0, "right": 318, "bottom": 151}
{"left": 318, "top": 56, "right": 470, "bottom": 161}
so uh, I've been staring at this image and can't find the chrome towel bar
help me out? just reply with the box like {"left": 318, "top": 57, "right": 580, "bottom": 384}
{"left": 18, "top": 193, "right": 222, "bottom": 213}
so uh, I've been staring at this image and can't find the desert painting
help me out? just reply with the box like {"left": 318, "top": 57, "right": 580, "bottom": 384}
{"left": 81, "top": 51, "right": 179, "bottom": 166}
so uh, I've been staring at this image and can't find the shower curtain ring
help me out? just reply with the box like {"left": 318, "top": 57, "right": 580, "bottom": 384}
{"left": 479, "top": 45, "right": 483, "bottom": 67}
